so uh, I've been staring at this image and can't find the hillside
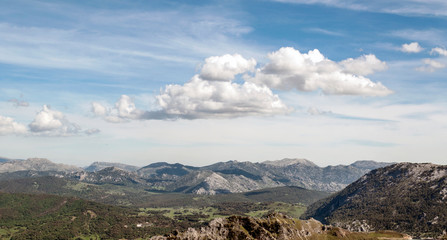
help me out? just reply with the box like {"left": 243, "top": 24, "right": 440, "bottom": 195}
{"left": 302, "top": 162, "right": 447, "bottom": 238}
{"left": 0, "top": 176, "right": 328, "bottom": 208}
{"left": 0, "top": 192, "right": 176, "bottom": 239}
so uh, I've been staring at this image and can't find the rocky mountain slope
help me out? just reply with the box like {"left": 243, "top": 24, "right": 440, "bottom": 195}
{"left": 151, "top": 213, "right": 410, "bottom": 240}
{"left": 303, "top": 162, "right": 447, "bottom": 238}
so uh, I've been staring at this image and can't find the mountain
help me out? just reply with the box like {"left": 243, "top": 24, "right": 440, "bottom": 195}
{"left": 0, "top": 158, "right": 82, "bottom": 173}
{"left": 150, "top": 213, "right": 410, "bottom": 240}
{"left": 84, "top": 161, "right": 140, "bottom": 172}
{"left": 138, "top": 162, "right": 199, "bottom": 179}
{"left": 0, "top": 156, "right": 393, "bottom": 194}
{"left": 262, "top": 158, "right": 318, "bottom": 167}
{"left": 71, "top": 167, "right": 146, "bottom": 185}
{"left": 302, "top": 162, "right": 447, "bottom": 238}
{"left": 178, "top": 158, "right": 394, "bottom": 193}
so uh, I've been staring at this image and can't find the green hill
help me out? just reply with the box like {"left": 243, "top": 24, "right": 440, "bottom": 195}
{"left": 0, "top": 192, "right": 175, "bottom": 239}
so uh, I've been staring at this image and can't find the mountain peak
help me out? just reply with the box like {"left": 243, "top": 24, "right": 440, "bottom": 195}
{"left": 262, "top": 158, "right": 317, "bottom": 167}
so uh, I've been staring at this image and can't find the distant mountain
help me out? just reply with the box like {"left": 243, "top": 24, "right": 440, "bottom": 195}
{"left": 0, "top": 158, "right": 82, "bottom": 173}
{"left": 302, "top": 162, "right": 447, "bottom": 238}
{"left": 71, "top": 167, "right": 146, "bottom": 185}
{"left": 151, "top": 213, "right": 410, "bottom": 240}
{"left": 178, "top": 158, "right": 394, "bottom": 193}
{"left": 262, "top": 158, "right": 318, "bottom": 167}
{"left": 0, "top": 156, "right": 393, "bottom": 194}
{"left": 84, "top": 161, "right": 140, "bottom": 172}
{"left": 137, "top": 162, "right": 199, "bottom": 179}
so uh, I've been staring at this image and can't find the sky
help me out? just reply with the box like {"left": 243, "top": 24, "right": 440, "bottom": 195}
{"left": 1, "top": 0, "right": 446, "bottom": 167}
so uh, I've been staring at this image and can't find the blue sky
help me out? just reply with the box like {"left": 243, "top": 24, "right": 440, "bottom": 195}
{"left": 1, "top": 0, "right": 446, "bottom": 167}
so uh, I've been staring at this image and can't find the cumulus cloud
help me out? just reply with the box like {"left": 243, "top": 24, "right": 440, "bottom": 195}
{"left": 249, "top": 47, "right": 392, "bottom": 96}
{"left": 0, "top": 115, "right": 27, "bottom": 135}
{"left": 28, "top": 105, "right": 82, "bottom": 136}
{"left": 93, "top": 48, "right": 393, "bottom": 121}
{"left": 92, "top": 53, "right": 289, "bottom": 120}
{"left": 400, "top": 42, "right": 423, "bottom": 53}
{"left": 431, "top": 47, "right": 447, "bottom": 56}
{"left": 340, "top": 54, "right": 388, "bottom": 75}
{"left": 199, "top": 54, "right": 256, "bottom": 81}
{"left": 416, "top": 59, "right": 446, "bottom": 72}
{"left": 8, "top": 98, "right": 29, "bottom": 107}
{"left": 91, "top": 95, "right": 143, "bottom": 123}
{"left": 155, "top": 75, "right": 290, "bottom": 119}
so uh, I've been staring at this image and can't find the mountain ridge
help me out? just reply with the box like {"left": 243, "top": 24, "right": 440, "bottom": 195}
{"left": 0, "top": 156, "right": 394, "bottom": 194}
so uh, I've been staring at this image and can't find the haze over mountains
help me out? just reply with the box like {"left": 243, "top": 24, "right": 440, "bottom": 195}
{"left": 0, "top": 157, "right": 392, "bottom": 194}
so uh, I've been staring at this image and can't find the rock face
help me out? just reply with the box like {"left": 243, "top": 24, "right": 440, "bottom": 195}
{"left": 303, "top": 162, "right": 447, "bottom": 238}
{"left": 0, "top": 158, "right": 82, "bottom": 173}
{"left": 150, "top": 213, "right": 409, "bottom": 240}
{"left": 151, "top": 213, "right": 327, "bottom": 240}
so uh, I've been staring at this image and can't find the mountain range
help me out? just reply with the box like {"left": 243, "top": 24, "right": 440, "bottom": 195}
{"left": 0, "top": 157, "right": 392, "bottom": 194}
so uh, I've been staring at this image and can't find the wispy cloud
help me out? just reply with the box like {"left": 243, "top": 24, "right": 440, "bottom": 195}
{"left": 0, "top": 2, "right": 262, "bottom": 76}
{"left": 306, "top": 28, "right": 344, "bottom": 36}
{"left": 390, "top": 29, "right": 447, "bottom": 45}
{"left": 274, "top": 0, "right": 447, "bottom": 16}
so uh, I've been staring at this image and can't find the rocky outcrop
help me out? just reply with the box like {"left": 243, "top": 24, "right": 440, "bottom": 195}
{"left": 150, "top": 213, "right": 409, "bottom": 240}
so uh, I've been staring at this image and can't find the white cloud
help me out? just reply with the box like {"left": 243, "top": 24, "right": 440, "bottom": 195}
{"left": 199, "top": 54, "right": 256, "bottom": 81}
{"left": 431, "top": 47, "right": 447, "bottom": 56}
{"left": 92, "top": 53, "right": 290, "bottom": 120}
{"left": 155, "top": 75, "right": 290, "bottom": 119}
{"left": 249, "top": 47, "right": 392, "bottom": 96}
{"left": 29, "top": 105, "right": 82, "bottom": 136}
{"left": 91, "top": 95, "right": 143, "bottom": 123}
{"left": 91, "top": 102, "right": 107, "bottom": 116}
{"left": 0, "top": 115, "right": 27, "bottom": 135}
{"left": 114, "top": 95, "right": 143, "bottom": 119}
{"left": 416, "top": 58, "right": 446, "bottom": 72}
{"left": 340, "top": 54, "right": 388, "bottom": 75}
{"left": 93, "top": 48, "right": 393, "bottom": 121}
{"left": 400, "top": 42, "right": 423, "bottom": 53}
